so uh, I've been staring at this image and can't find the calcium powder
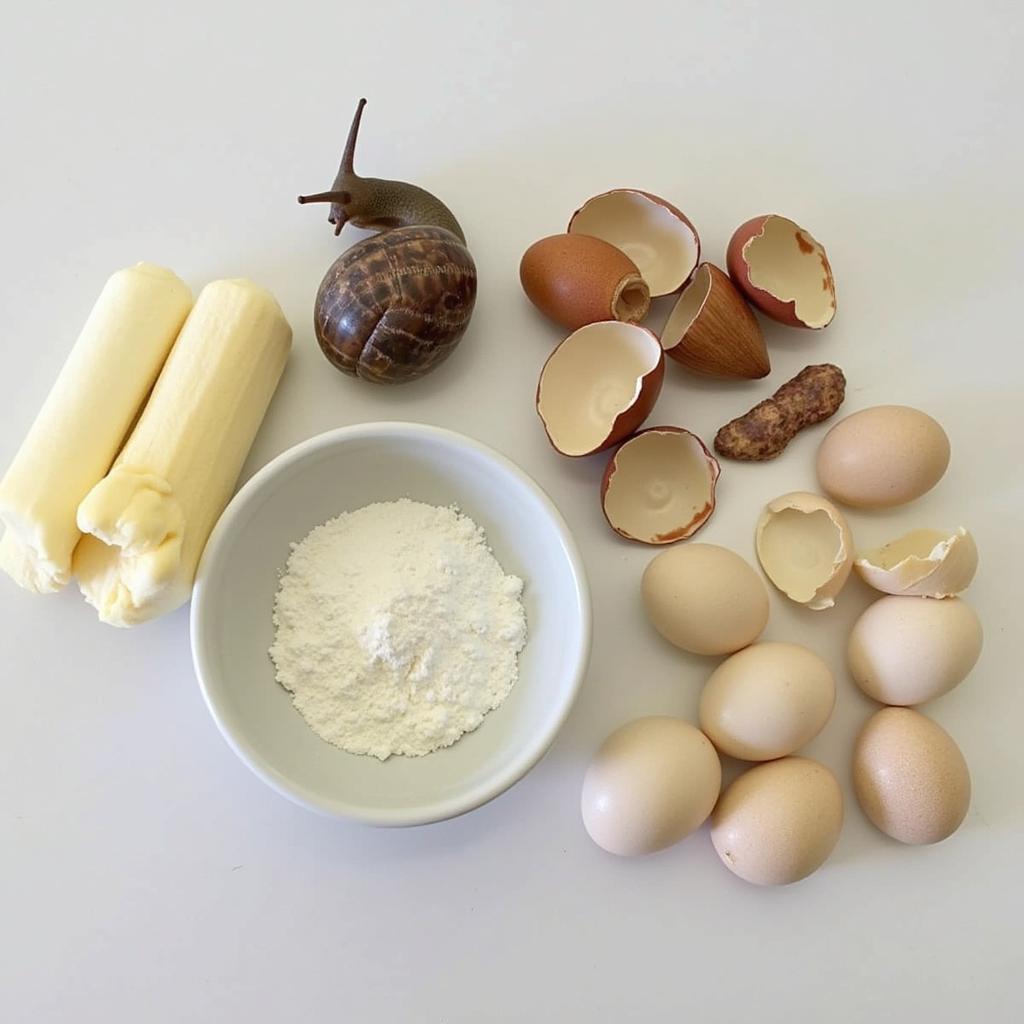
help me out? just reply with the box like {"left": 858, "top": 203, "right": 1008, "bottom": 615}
{"left": 268, "top": 499, "right": 527, "bottom": 760}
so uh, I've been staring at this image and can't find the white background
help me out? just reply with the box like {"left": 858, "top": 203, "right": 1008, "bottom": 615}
{"left": 2, "top": 1, "right": 1022, "bottom": 1020}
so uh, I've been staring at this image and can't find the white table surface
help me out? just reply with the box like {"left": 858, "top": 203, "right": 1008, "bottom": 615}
{"left": 2, "top": 2, "right": 1021, "bottom": 1020}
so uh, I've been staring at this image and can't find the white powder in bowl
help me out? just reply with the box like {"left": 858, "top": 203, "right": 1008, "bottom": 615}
{"left": 268, "top": 499, "right": 527, "bottom": 760}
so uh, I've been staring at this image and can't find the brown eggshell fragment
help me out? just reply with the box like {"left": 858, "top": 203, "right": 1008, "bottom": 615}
{"left": 853, "top": 707, "right": 971, "bottom": 845}
{"left": 710, "top": 757, "right": 844, "bottom": 886}
{"left": 816, "top": 405, "right": 950, "bottom": 509}
{"left": 568, "top": 189, "right": 700, "bottom": 297}
{"left": 661, "top": 263, "right": 769, "bottom": 379}
{"left": 855, "top": 527, "right": 978, "bottom": 598}
{"left": 727, "top": 215, "right": 836, "bottom": 329}
{"left": 755, "top": 491, "right": 854, "bottom": 610}
{"left": 536, "top": 321, "right": 664, "bottom": 457}
{"left": 601, "top": 427, "right": 720, "bottom": 545}
{"left": 519, "top": 234, "right": 651, "bottom": 330}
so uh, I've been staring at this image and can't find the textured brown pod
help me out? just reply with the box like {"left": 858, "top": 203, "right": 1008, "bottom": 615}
{"left": 661, "top": 263, "right": 769, "bottom": 379}
{"left": 314, "top": 225, "right": 477, "bottom": 384}
{"left": 727, "top": 214, "right": 836, "bottom": 329}
{"left": 519, "top": 234, "right": 649, "bottom": 330}
{"left": 715, "top": 363, "right": 846, "bottom": 461}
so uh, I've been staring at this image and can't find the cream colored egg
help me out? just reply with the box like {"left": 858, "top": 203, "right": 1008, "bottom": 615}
{"left": 641, "top": 543, "right": 769, "bottom": 656}
{"left": 853, "top": 707, "right": 971, "bottom": 845}
{"left": 816, "top": 405, "right": 950, "bottom": 509}
{"left": 699, "top": 642, "right": 836, "bottom": 760}
{"left": 848, "top": 595, "right": 982, "bottom": 706}
{"left": 710, "top": 757, "right": 844, "bottom": 885}
{"left": 581, "top": 716, "right": 722, "bottom": 856}
{"left": 755, "top": 491, "right": 854, "bottom": 610}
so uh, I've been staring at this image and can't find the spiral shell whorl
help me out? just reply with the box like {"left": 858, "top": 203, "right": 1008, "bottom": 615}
{"left": 314, "top": 225, "right": 477, "bottom": 384}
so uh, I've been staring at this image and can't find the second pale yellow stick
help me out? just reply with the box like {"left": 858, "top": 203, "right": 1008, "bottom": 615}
{"left": 75, "top": 278, "right": 292, "bottom": 626}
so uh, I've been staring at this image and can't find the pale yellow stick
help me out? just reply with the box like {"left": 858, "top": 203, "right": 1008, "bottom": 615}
{"left": 75, "top": 279, "right": 292, "bottom": 626}
{"left": 0, "top": 264, "right": 193, "bottom": 593}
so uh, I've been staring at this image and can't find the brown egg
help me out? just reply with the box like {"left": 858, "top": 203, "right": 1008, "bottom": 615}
{"left": 520, "top": 233, "right": 650, "bottom": 330}
{"left": 816, "top": 405, "right": 951, "bottom": 509}
{"left": 848, "top": 595, "right": 983, "bottom": 706}
{"left": 641, "top": 543, "right": 769, "bottom": 656}
{"left": 601, "top": 426, "right": 720, "bottom": 544}
{"left": 710, "top": 757, "right": 844, "bottom": 885}
{"left": 699, "top": 642, "right": 836, "bottom": 761}
{"left": 727, "top": 215, "right": 836, "bottom": 329}
{"left": 581, "top": 716, "right": 722, "bottom": 856}
{"left": 853, "top": 707, "right": 971, "bottom": 845}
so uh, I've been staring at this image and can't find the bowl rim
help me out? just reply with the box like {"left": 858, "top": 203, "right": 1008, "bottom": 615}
{"left": 190, "top": 421, "right": 591, "bottom": 827}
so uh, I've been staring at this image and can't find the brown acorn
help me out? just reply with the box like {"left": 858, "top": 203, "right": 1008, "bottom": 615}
{"left": 661, "top": 263, "right": 770, "bottom": 379}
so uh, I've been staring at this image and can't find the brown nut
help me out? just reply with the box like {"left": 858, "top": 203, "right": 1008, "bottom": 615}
{"left": 714, "top": 363, "right": 846, "bottom": 461}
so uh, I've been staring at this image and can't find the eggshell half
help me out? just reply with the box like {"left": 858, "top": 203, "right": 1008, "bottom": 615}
{"left": 816, "top": 405, "right": 950, "bottom": 509}
{"left": 853, "top": 707, "right": 971, "bottom": 845}
{"left": 536, "top": 321, "right": 664, "bottom": 457}
{"left": 710, "top": 757, "right": 844, "bottom": 886}
{"left": 641, "top": 543, "right": 769, "bottom": 656}
{"left": 699, "top": 642, "right": 836, "bottom": 761}
{"left": 568, "top": 189, "right": 700, "bottom": 297}
{"left": 520, "top": 233, "right": 651, "bottom": 330}
{"left": 601, "top": 427, "right": 720, "bottom": 544}
{"left": 848, "top": 595, "right": 983, "bottom": 706}
{"left": 855, "top": 527, "right": 978, "bottom": 598}
{"left": 727, "top": 215, "right": 836, "bottom": 329}
{"left": 660, "top": 263, "right": 770, "bottom": 379}
{"left": 755, "top": 491, "right": 854, "bottom": 610}
{"left": 581, "top": 716, "right": 722, "bottom": 856}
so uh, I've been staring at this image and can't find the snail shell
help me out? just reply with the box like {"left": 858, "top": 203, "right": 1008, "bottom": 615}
{"left": 314, "top": 225, "right": 477, "bottom": 384}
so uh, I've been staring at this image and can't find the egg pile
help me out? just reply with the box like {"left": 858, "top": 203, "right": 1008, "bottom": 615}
{"left": 581, "top": 401, "right": 982, "bottom": 885}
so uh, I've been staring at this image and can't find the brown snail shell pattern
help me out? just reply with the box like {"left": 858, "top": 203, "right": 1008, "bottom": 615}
{"left": 315, "top": 225, "right": 477, "bottom": 384}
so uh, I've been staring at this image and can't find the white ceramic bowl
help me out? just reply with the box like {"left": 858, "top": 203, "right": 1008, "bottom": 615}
{"left": 191, "top": 422, "right": 590, "bottom": 826}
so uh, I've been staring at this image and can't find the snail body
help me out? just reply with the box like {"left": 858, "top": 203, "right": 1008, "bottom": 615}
{"left": 299, "top": 99, "right": 476, "bottom": 384}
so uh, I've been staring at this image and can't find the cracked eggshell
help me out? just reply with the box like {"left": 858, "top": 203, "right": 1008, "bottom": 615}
{"left": 727, "top": 215, "right": 836, "bottom": 329}
{"left": 601, "top": 427, "right": 720, "bottom": 544}
{"left": 536, "top": 321, "right": 664, "bottom": 457}
{"left": 660, "top": 263, "right": 770, "bottom": 379}
{"left": 855, "top": 527, "right": 978, "bottom": 598}
{"left": 568, "top": 189, "right": 700, "bottom": 297}
{"left": 519, "top": 233, "right": 651, "bottom": 331}
{"left": 755, "top": 491, "right": 854, "bottom": 610}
